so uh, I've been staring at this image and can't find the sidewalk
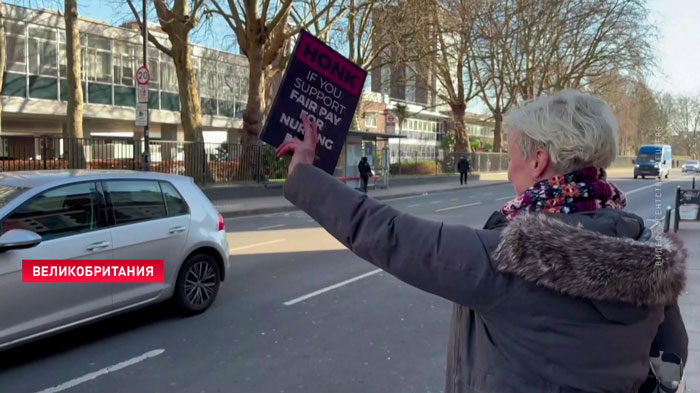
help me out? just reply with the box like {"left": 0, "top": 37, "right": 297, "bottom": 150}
{"left": 211, "top": 167, "right": 639, "bottom": 217}
{"left": 213, "top": 175, "right": 509, "bottom": 217}
{"left": 677, "top": 221, "right": 700, "bottom": 388}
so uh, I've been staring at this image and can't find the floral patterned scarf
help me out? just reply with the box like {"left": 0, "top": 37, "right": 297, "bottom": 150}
{"left": 500, "top": 167, "right": 627, "bottom": 220}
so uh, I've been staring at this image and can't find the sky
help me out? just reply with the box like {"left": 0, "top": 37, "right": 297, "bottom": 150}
{"left": 10, "top": 0, "right": 700, "bottom": 97}
{"left": 647, "top": 0, "right": 700, "bottom": 96}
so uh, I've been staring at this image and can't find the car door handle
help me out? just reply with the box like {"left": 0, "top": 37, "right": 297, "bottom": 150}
{"left": 86, "top": 241, "right": 110, "bottom": 251}
{"left": 168, "top": 226, "right": 187, "bottom": 234}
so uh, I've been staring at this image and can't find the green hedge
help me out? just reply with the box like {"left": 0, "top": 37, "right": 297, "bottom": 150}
{"left": 390, "top": 161, "right": 441, "bottom": 175}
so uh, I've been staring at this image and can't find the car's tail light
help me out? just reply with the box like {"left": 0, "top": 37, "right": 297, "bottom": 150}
{"left": 218, "top": 214, "right": 225, "bottom": 231}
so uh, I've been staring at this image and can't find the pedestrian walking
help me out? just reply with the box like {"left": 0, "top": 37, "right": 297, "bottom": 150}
{"left": 358, "top": 157, "right": 372, "bottom": 193}
{"left": 277, "top": 91, "right": 688, "bottom": 393}
{"left": 457, "top": 156, "right": 470, "bottom": 185}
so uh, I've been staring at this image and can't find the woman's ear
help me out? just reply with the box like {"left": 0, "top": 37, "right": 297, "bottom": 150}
{"left": 532, "top": 149, "right": 551, "bottom": 180}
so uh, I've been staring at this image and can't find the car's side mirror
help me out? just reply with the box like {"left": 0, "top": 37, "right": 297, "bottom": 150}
{"left": 663, "top": 160, "right": 667, "bottom": 165}
{"left": 0, "top": 229, "right": 42, "bottom": 253}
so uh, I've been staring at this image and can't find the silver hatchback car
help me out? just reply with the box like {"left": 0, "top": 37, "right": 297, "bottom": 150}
{"left": 0, "top": 170, "right": 229, "bottom": 350}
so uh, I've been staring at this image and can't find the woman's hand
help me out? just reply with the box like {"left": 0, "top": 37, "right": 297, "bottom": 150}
{"left": 276, "top": 113, "right": 319, "bottom": 175}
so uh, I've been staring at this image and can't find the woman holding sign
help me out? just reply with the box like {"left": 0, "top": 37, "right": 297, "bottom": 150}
{"left": 277, "top": 90, "right": 688, "bottom": 393}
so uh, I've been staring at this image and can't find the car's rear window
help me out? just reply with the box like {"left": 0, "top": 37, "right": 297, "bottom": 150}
{"left": 687, "top": 161, "right": 699, "bottom": 164}
{"left": 0, "top": 185, "right": 27, "bottom": 209}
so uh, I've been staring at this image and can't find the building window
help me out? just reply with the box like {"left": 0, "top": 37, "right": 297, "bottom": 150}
{"left": 27, "top": 24, "right": 58, "bottom": 77}
{"left": 86, "top": 48, "right": 112, "bottom": 83}
{"left": 113, "top": 41, "right": 136, "bottom": 86}
{"left": 5, "top": 20, "right": 26, "bottom": 73}
{"left": 365, "top": 112, "right": 377, "bottom": 128}
{"left": 161, "top": 62, "right": 178, "bottom": 92}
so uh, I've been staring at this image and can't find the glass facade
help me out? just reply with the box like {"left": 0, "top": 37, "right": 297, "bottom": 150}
{"left": 2, "top": 18, "right": 248, "bottom": 119}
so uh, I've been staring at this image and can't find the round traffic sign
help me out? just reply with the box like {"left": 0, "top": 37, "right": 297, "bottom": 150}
{"left": 386, "top": 114, "right": 396, "bottom": 124}
{"left": 136, "top": 66, "right": 150, "bottom": 85}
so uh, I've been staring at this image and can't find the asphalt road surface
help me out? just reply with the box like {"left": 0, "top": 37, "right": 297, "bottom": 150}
{"left": 0, "top": 171, "right": 696, "bottom": 393}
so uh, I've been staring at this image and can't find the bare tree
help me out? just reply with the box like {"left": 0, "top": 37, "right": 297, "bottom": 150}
{"left": 64, "top": 0, "right": 85, "bottom": 168}
{"left": 125, "top": 0, "right": 213, "bottom": 180}
{"left": 209, "top": 0, "right": 343, "bottom": 146}
{"left": 333, "top": 0, "right": 415, "bottom": 128}
{"left": 634, "top": 81, "right": 668, "bottom": 148}
{"left": 125, "top": 0, "right": 207, "bottom": 143}
{"left": 471, "top": 0, "right": 522, "bottom": 152}
{"left": 669, "top": 94, "right": 700, "bottom": 159}
{"left": 405, "top": 0, "right": 482, "bottom": 153}
{"left": 592, "top": 73, "right": 639, "bottom": 155}
{"left": 517, "top": 0, "right": 654, "bottom": 99}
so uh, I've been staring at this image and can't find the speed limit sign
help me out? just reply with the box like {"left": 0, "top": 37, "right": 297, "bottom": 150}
{"left": 136, "top": 66, "right": 150, "bottom": 85}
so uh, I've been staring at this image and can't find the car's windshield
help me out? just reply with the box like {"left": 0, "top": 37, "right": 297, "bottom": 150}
{"left": 686, "top": 160, "right": 699, "bottom": 165}
{"left": 636, "top": 153, "right": 659, "bottom": 163}
{"left": 0, "top": 184, "right": 26, "bottom": 209}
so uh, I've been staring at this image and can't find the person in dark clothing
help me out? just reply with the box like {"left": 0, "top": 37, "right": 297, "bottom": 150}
{"left": 276, "top": 96, "right": 688, "bottom": 393}
{"left": 457, "top": 156, "right": 470, "bottom": 185}
{"left": 358, "top": 157, "right": 372, "bottom": 193}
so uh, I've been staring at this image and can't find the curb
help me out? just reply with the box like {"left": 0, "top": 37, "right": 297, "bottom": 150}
{"left": 218, "top": 180, "right": 510, "bottom": 219}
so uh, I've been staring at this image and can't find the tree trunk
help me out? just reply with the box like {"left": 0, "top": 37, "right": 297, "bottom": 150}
{"left": 493, "top": 111, "right": 503, "bottom": 153}
{"left": 243, "top": 44, "right": 265, "bottom": 146}
{"left": 64, "top": 0, "right": 85, "bottom": 169}
{"left": 450, "top": 103, "right": 471, "bottom": 153}
{"left": 0, "top": 0, "right": 5, "bottom": 136}
{"left": 172, "top": 45, "right": 202, "bottom": 143}
{"left": 171, "top": 43, "right": 211, "bottom": 183}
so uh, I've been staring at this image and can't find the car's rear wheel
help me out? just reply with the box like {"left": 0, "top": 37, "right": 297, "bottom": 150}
{"left": 634, "top": 175, "right": 638, "bottom": 179}
{"left": 642, "top": 175, "right": 645, "bottom": 179}
{"left": 173, "top": 254, "right": 221, "bottom": 316}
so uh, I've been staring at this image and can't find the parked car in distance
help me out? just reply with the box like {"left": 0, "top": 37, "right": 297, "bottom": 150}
{"left": 682, "top": 160, "right": 700, "bottom": 173}
{"left": 0, "top": 170, "right": 229, "bottom": 350}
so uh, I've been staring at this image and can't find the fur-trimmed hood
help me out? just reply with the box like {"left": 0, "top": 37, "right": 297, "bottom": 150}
{"left": 491, "top": 212, "right": 687, "bottom": 307}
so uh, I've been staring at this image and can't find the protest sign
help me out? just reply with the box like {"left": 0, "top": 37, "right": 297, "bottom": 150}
{"left": 261, "top": 30, "right": 367, "bottom": 174}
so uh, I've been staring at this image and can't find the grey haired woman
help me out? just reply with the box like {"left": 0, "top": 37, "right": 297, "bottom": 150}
{"left": 276, "top": 89, "right": 687, "bottom": 392}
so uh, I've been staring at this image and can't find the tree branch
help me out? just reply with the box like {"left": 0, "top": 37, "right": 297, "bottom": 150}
{"left": 126, "top": 0, "right": 173, "bottom": 57}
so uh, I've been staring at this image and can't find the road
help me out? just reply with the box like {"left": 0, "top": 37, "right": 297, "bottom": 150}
{"left": 0, "top": 171, "right": 696, "bottom": 393}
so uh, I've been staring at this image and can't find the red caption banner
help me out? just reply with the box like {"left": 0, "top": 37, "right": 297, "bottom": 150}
{"left": 22, "top": 260, "right": 164, "bottom": 283}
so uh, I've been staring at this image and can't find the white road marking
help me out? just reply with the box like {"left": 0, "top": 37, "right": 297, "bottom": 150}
{"left": 625, "top": 184, "right": 660, "bottom": 196}
{"left": 429, "top": 200, "right": 443, "bottom": 204}
{"left": 436, "top": 202, "right": 482, "bottom": 212}
{"left": 230, "top": 239, "right": 286, "bottom": 252}
{"left": 34, "top": 349, "right": 165, "bottom": 393}
{"left": 284, "top": 269, "right": 382, "bottom": 306}
{"left": 496, "top": 195, "right": 514, "bottom": 201}
{"left": 450, "top": 198, "right": 459, "bottom": 201}
{"left": 306, "top": 219, "right": 316, "bottom": 223}
{"left": 225, "top": 212, "right": 286, "bottom": 221}
{"left": 407, "top": 204, "right": 421, "bottom": 208}
{"left": 484, "top": 192, "right": 493, "bottom": 196}
{"left": 258, "top": 224, "right": 285, "bottom": 230}
{"left": 381, "top": 193, "right": 429, "bottom": 202}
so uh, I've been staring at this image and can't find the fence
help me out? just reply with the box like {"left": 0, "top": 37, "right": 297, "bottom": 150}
{"left": 0, "top": 136, "right": 637, "bottom": 184}
{"left": 0, "top": 136, "right": 288, "bottom": 185}
{"left": 389, "top": 149, "right": 636, "bottom": 176}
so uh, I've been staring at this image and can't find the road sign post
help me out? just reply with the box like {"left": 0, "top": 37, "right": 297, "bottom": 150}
{"left": 138, "top": 0, "right": 150, "bottom": 171}
{"left": 385, "top": 111, "right": 396, "bottom": 134}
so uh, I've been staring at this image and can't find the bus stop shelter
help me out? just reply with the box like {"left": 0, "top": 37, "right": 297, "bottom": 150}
{"left": 338, "top": 130, "right": 406, "bottom": 189}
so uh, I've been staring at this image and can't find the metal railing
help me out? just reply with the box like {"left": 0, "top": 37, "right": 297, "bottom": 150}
{"left": 0, "top": 136, "right": 287, "bottom": 185}
{"left": 0, "top": 136, "right": 637, "bottom": 184}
